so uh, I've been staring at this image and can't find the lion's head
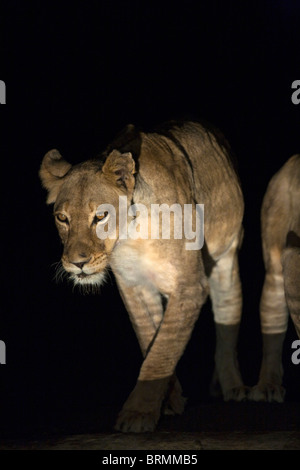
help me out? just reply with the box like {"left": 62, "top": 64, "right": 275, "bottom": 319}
{"left": 39, "top": 148, "right": 135, "bottom": 290}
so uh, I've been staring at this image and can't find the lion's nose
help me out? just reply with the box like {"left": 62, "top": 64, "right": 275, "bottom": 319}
{"left": 71, "top": 258, "right": 91, "bottom": 270}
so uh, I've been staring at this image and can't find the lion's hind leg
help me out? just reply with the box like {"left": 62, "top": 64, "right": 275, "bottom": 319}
{"left": 282, "top": 232, "right": 300, "bottom": 339}
{"left": 208, "top": 236, "right": 247, "bottom": 401}
{"left": 249, "top": 249, "right": 288, "bottom": 403}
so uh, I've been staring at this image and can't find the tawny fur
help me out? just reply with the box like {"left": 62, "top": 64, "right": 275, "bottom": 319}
{"left": 40, "top": 121, "right": 246, "bottom": 432}
{"left": 250, "top": 154, "right": 300, "bottom": 403}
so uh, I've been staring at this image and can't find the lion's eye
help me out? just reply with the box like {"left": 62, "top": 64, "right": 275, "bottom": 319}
{"left": 94, "top": 211, "right": 109, "bottom": 224}
{"left": 56, "top": 213, "right": 68, "bottom": 223}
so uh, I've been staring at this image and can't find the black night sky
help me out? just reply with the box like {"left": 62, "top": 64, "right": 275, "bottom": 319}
{"left": 0, "top": 1, "right": 299, "bottom": 439}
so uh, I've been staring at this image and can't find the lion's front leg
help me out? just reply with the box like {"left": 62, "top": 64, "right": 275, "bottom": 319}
{"left": 114, "top": 283, "right": 207, "bottom": 433}
{"left": 114, "top": 277, "right": 191, "bottom": 432}
{"left": 115, "top": 277, "right": 164, "bottom": 356}
{"left": 115, "top": 377, "right": 171, "bottom": 433}
{"left": 115, "top": 376, "right": 185, "bottom": 433}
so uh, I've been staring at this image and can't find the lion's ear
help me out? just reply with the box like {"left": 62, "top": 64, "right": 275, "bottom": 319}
{"left": 102, "top": 150, "right": 135, "bottom": 192}
{"left": 39, "top": 149, "right": 72, "bottom": 204}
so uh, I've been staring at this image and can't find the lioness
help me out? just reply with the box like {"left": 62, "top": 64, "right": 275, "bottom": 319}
{"left": 40, "top": 121, "right": 246, "bottom": 432}
{"left": 250, "top": 155, "right": 300, "bottom": 403}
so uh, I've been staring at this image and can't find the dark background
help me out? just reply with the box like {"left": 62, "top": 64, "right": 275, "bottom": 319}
{"left": 0, "top": 0, "right": 299, "bottom": 438}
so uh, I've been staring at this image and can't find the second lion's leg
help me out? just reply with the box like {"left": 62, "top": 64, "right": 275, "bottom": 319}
{"left": 282, "top": 243, "right": 300, "bottom": 339}
{"left": 249, "top": 265, "right": 288, "bottom": 402}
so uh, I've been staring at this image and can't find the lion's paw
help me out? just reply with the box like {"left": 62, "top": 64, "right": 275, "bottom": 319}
{"left": 223, "top": 385, "right": 249, "bottom": 402}
{"left": 248, "top": 383, "right": 285, "bottom": 403}
{"left": 114, "top": 409, "right": 159, "bottom": 433}
{"left": 163, "top": 391, "right": 187, "bottom": 415}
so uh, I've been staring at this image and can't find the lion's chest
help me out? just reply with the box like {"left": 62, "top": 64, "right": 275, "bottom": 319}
{"left": 110, "top": 241, "right": 177, "bottom": 294}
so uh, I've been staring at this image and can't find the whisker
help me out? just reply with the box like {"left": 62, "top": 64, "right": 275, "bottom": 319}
{"left": 51, "top": 260, "right": 108, "bottom": 295}
{"left": 105, "top": 268, "right": 114, "bottom": 285}
{"left": 52, "top": 261, "right": 68, "bottom": 284}
{"left": 50, "top": 261, "right": 61, "bottom": 269}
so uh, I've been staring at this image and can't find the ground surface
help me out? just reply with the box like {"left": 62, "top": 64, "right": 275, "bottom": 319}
{"left": 0, "top": 402, "right": 299, "bottom": 450}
